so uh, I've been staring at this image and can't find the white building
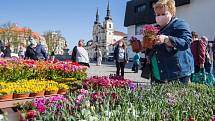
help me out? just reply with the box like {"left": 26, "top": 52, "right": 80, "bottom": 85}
{"left": 176, "top": 0, "right": 215, "bottom": 41}
{"left": 124, "top": 0, "right": 215, "bottom": 58}
{"left": 86, "top": 1, "right": 126, "bottom": 60}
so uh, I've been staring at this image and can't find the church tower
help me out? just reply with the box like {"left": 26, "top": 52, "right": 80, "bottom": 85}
{"left": 93, "top": 8, "right": 101, "bottom": 44}
{"left": 103, "top": 0, "right": 114, "bottom": 45}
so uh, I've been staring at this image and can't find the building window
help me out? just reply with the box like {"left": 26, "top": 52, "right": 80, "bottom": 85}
{"left": 96, "top": 36, "right": 98, "bottom": 42}
{"left": 109, "top": 32, "right": 111, "bottom": 35}
{"left": 135, "top": 4, "right": 146, "bottom": 13}
{"left": 109, "top": 24, "right": 111, "bottom": 28}
{"left": 135, "top": 24, "right": 143, "bottom": 35}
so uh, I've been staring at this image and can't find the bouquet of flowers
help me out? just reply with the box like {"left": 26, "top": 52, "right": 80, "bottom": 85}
{"left": 130, "top": 36, "right": 142, "bottom": 52}
{"left": 142, "top": 24, "right": 160, "bottom": 49}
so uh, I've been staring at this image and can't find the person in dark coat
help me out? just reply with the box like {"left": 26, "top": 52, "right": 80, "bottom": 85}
{"left": 150, "top": 0, "right": 194, "bottom": 84}
{"left": 114, "top": 40, "right": 128, "bottom": 78}
{"left": 25, "top": 38, "right": 38, "bottom": 60}
{"left": 35, "top": 41, "right": 48, "bottom": 61}
{"left": 190, "top": 32, "right": 207, "bottom": 73}
{"left": 3, "top": 44, "right": 11, "bottom": 58}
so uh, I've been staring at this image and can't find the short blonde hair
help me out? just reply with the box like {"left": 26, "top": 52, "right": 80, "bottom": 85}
{"left": 153, "top": 0, "right": 176, "bottom": 16}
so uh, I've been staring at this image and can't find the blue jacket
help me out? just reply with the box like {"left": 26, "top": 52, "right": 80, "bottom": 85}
{"left": 133, "top": 53, "right": 140, "bottom": 65}
{"left": 35, "top": 44, "right": 48, "bottom": 60}
{"left": 153, "top": 17, "right": 194, "bottom": 81}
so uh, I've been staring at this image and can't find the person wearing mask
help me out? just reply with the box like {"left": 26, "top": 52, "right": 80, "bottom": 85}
{"left": 3, "top": 44, "right": 11, "bottom": 58}
{"left": 18, "top": 43, "right": 26, "bottom": 59}
{"left": 96, "top": 48, "right": 102, "bottom": 66}
{"left": 133, "top": 52, "right": 140, "bottom": 73}
{"left": 201, "top": 36, "right": 213, "bottom": 74}
{"left": 114, "top": 40, "right": 128, "bottom": 78}
{"left": 25, "top": 38, "right": 38, "bottom": 60}
{"left": 71, "top": 40, "right": 90, "bottom": 67}
{"left": 191, "top": 32, "right": 207, "bottom": 73}
{"left": 150, "top": 0, "right": 194, "bottom": 84}
{"left": 35, "top": 41, "right": 48, "bottom": 61}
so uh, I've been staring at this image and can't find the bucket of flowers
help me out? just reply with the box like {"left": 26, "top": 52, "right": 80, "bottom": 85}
{"left": 0, "top": 88, "right": 13, "bottom": 101}
{"left": 29, "top": 80, "right": 46, "bottom": 97}
{"left": 57, "top": 83, "right": 69, "bottom": 94}
{"left": 142, "top": 24, "right": 160, "bottom": 49}
{"left": 45, "top": 81, "right": 59, "bottom": 95}
{"left": 13, "top": 87, "right": 31, "bottom": 99}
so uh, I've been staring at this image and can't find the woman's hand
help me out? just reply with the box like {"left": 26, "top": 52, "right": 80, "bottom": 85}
{"left": 155, "top": 35, "right": 173, "bottom": 47}
{"left": 155, "top": 35, "right": 167, "bottom": 44}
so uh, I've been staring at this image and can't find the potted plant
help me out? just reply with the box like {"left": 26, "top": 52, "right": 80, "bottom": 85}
{"left": 45, "top": 82, "right": 59, "bottom": 95}
{"left": 13, "top": 87, "right": 30, "bottom": 99}
{"left": 0, "top": 88, "right": 13, "bottom": 100}
{"left": 15, "top": 101, "right": 36, "bottom": 121}
{"left": 142, "top": 24, "right": 160, "bottom": 49}
{"left": 57, "top": 83, "right": 69, "bottom": 94}
{"left": 30, "top": 86, "right": 45, "bottom": 97}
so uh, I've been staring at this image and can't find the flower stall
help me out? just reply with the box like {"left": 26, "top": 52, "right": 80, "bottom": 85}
{"left": 13, "top": 75, "right": 215, "bottom": 121}
{"left": 0, "top": 58, "right": 215, "bottom": 121}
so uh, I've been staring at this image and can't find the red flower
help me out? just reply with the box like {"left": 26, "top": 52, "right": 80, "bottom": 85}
{"left": 26, "top": 110, "right": 36, "bottom": 120}
{"left": 91, "top": 92, "right": 98, "bottom": 101}
{"left": 111, "top": 93, "right": 117, "bottom": 99}
{"left": 188, "top": 117, "right": 196, "bottom": 121}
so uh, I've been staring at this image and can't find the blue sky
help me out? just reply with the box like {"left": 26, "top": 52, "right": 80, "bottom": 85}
{"left": 0, "top": 0, "right": 127, "bottom": 49}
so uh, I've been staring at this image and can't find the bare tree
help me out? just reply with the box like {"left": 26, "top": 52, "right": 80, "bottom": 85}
{"left": 43, "top": 30, "right": 63, "bottom": 53}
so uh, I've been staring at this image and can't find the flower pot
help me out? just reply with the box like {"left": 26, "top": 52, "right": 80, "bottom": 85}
{"left": 58, "top": 89, "right": 68, "bottom": 94}
{"left": 18, "top": 110, "right": 36, "bottom": 121}
{"left": 30, "top": 91, "right": 45, "bottom": 97}
{"left": 45, "top": 90, "right": 58, "bottom": 95}
{"left": 143, "top": 36, "right": 156, "bottom": 49}
{"left": 0, "top": 94, "right": 13, "bottom": 101}
{"left": 13, "top": 93, "right": 30, "bottom": 99}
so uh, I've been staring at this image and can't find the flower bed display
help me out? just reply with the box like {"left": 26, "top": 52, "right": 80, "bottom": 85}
{"left": 0, "top": 59, "right": 87, "bottom": 82}
{"left": 15, "top": 75, "right": 215, "bottom": 121}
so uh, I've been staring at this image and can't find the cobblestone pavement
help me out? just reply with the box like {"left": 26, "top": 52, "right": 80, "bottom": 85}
{"left": 87, "top": 62, "right": 150, "bottom": 84}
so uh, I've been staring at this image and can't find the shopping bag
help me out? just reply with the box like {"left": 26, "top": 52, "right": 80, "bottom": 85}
{"left": 192, "top": 69, "right": 215, "bottom": 86}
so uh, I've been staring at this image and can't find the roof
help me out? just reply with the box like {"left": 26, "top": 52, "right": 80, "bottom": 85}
{"left": 0, "top": 27, "right": 42, "bottom": 40}
{"left": 124, "top": 0, "right": 190, "bottom": 27}
{"left": 113, "top": 31, "right": 126, "bottom": 36}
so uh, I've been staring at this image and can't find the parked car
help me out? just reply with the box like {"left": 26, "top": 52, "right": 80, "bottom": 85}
{"left": 107, "top": 53, "right": 114, "bottom": 62}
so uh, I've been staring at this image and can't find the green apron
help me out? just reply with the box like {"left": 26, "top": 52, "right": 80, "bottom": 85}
{"left": 151, "top": 54, "right": 160, "bottom": 80}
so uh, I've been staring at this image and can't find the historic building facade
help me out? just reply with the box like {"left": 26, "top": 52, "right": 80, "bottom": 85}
{"left": 86, "top": 1, "right": 126, "bottom": 60}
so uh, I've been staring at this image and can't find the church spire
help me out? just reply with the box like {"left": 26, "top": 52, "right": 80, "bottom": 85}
{"left": 105, "top": 0, "right": 112, "bottom": 20}
{"left": 94, "top": 8, "right": 100, "bottom": 24}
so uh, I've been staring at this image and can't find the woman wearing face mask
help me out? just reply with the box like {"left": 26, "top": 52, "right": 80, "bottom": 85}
{"left": 114, "top": 40, "right": 128, "bottom": 78}
{"left": 150, "top": 0, "right": 194, "bottom": 84}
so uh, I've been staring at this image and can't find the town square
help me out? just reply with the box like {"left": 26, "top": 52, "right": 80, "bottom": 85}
{"left": 0, "top": 0, "right": 215, "bottom": 121}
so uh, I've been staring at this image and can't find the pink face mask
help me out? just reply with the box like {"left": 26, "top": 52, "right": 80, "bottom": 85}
{"left": 156, "top": 14, "right": 171, "bottom": 27}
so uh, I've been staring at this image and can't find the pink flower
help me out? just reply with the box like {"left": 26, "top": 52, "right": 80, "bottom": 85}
{"left": 80, "top": 89, "right": 86, "bottom": 94}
